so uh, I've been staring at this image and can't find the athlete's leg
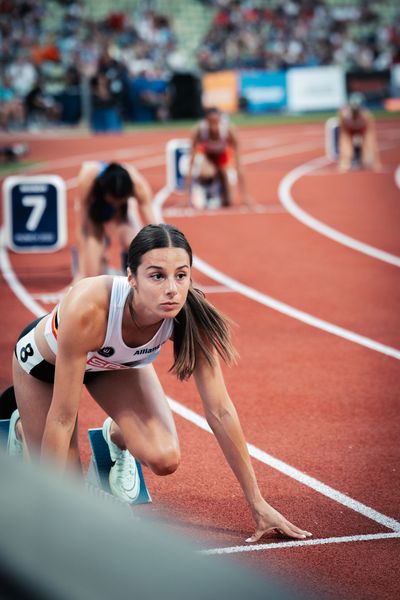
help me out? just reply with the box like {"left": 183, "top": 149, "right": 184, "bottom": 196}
{"left": 75, "top": 219, "right": 107, "bottom": 280}
{"left": 106, "top": 220, "right": 140, "bottom": 274}
{"left": 79, "top": 235, "right": 106, "bottom": 278}
{"left": 361, "top": 129, "right": 381, "bottom": 171}
{"left": 12, "top": 354, "right": 81, "bottom": 467}
{"left": 217, "top": 166, "right": 232, "bottom": 207}
{"left": 86, "top": 366, "right": 180, "bottom": 476}
{"left": 338, "top": 131, "right": 353, "bottom": 172}
{"left": 115, "top": 221, "right": 139, "bottom": 251}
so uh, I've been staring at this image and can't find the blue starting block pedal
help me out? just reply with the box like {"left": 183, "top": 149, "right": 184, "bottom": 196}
{"left": 325, "top": 117, "right": 340, "bottom": 161}
{"left": 0, "top": 419, "right": 10, "bottom": 449}
{"left": 86, "top": 428, "right": 151, "bottom": 505}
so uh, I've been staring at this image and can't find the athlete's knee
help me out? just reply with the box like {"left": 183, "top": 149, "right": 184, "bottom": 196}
{"left": 146, "top": 442, "right": 180, "bottom": 476}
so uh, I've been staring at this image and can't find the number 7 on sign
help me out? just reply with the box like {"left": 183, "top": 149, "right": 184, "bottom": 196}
{"left": 22, "top": 195, "right": 46, "bottom": 231}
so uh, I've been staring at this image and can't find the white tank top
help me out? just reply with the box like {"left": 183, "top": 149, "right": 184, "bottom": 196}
{"left": 44, "top": 277, "right": 173, "bottom": 372}
{"left": 199, "top": 117, "right": 229, "bottom": 154}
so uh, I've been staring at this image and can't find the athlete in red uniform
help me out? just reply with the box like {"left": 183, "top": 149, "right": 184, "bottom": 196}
{"left": 186, "top": 107, "right": 249, "bottom": 207}
{"left": 338, "top": 94, "right": 382, "bottom": 172}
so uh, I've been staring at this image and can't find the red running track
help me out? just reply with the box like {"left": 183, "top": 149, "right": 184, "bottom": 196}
{"left": 1, "top": 120, "right": 399, "bottom": 600}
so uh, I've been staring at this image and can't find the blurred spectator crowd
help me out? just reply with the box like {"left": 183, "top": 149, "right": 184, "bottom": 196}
{"left": 0, "top": 0, "right": 177, "bottom": 130}
{"left": 1, "top": 0, "right": 400, "bottom": 131}
{"left": 197, "top": 0, "right": 400, "bottom": 72}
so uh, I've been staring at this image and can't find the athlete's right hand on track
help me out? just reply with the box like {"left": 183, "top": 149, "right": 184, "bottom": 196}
{"left": 246, "top": 499, "right": 312, "bottom": 543}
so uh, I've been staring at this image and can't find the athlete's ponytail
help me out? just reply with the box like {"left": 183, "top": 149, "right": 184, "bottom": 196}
{"left": 127, "top": 224, "right": 237, "bottom": 380}
{"left": 172, "top": 285, "right": 236, "bottom": 380}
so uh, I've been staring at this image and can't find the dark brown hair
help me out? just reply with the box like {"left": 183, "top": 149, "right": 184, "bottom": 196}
{"left": 128, "top": 224, "right": 236, "bottom": 380}
{"left": 89, "top": 163, "right": 134, "bottom": 222}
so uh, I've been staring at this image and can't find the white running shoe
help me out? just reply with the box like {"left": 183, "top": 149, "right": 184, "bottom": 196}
{"left": 7, "top": 409, "right": 23, "bottom": 458}
{"left": 102, "top": 417, "right": 140, "bottom": 503}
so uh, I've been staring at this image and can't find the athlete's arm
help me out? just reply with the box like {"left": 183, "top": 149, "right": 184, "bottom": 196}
{"left": 186, "top": 127, "right": 201, "bottom": 190}
{"left": 228, "top": 127, "right": 250, "bottom": 205}
{"left": 41, "top": 278, "right": 109, "bottom": 467}
{"left": 126, "top": 166, "right": 157, "bottom": 225}
{"left": 363, "top": 110, "right": 382, "bottom": 171}
{"left": 193, "top": 350, "right": 312, "bottom": 542}
{"left": 74, "top": 162, "right": 99, "bottom": 244}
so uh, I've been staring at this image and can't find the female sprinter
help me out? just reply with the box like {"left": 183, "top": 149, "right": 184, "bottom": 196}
{"left": 74, "top": 161, "right": 156, "bottom": 279}
{"left": 9, "top": 224, "right": 311, "bottom": 543}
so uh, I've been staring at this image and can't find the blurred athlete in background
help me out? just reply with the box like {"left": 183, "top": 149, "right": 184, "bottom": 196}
{"left": 74, "top": 162, "right": 157, "bottom": 279}
{"left": 337, "top": 93, "right": 382, "bottom": 172}
{"left": 186, "top": 107, "right": 250, "bottom": 208}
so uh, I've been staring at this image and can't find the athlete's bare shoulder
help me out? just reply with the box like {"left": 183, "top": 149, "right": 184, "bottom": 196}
{"left": 58, "top": 275, "right": 113, "bottom": 341}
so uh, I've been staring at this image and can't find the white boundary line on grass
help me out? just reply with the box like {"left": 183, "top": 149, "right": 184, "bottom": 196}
{"left": 278, "top": 157, "right": 400, "bottom": 268}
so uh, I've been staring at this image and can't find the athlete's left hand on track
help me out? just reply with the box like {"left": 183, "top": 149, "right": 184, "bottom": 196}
{"left": 246, "top": 499, "right": 312, "bottom": 543}
{"left": 242, "top": 195, "right": 255, "bottom": 209}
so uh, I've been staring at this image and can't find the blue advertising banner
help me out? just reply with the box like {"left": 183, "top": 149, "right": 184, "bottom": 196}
{"left": 240, "top": 71, "right": 287, "bottom": 113}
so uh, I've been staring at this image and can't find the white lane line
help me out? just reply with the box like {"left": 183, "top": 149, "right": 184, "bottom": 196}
{"left": 395, "top": 165, "right": 400, "bottom": 190}
{"left": 0, "top": 229, "right": 46, "bottom": 318}
{"left": 31, "top": 291, "right": 67, "bottom": 303}
{"left": 162, "top": 205, "right": 284, "bottom": 218}
{"left": 200, "top": 532, "right": 400, "bottom": 555}
{"left": 197, "top": 285, "right": 232, "bottom": 294}
{"left": 31, "top": 284, "right": 232, "bottom": 302}
{"left": 242, "top": 141, "right": 322, "bottom": 165}
{"left": 168, "top": 397, "right": 400, "bottom": 532}
{"left": 155, "top": 185, "right": 400, "bottom": 360}
{"left": 193, "top": 254, "right": 400, "bottom": 360}
{"left": 278, "top": 156, "right": 400, "bottom": 268}
{"left": 11, "top": 144, "right": 164, "bottom": 173}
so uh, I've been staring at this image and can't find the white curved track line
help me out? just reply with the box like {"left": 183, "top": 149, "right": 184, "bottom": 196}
{"left": 192, "top": 255, "right": 400, "bottom": 360}
{"left": 0, "top": 228, "right": 45, "bottom": 318}
{"left": 155, "top": 185, "right": 400, "bottom": 361}
{"left": 278, "top": 157, "right": 400, "bottom": 267}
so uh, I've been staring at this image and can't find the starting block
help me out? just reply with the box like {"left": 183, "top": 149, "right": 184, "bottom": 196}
{"left": 325, "top": 117, "right": 340, "bottom": 161}
{"left": 166, "top": 138, "right": 192, "bottom": 191}
{"left": 0, "top": 419, "right": 10, "bottom": 449}
{"left": 86, "top": 428, "right": 151, "bottom": 505}
{"left": 0, "top": 385, "right": 16, "bottom": 448}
